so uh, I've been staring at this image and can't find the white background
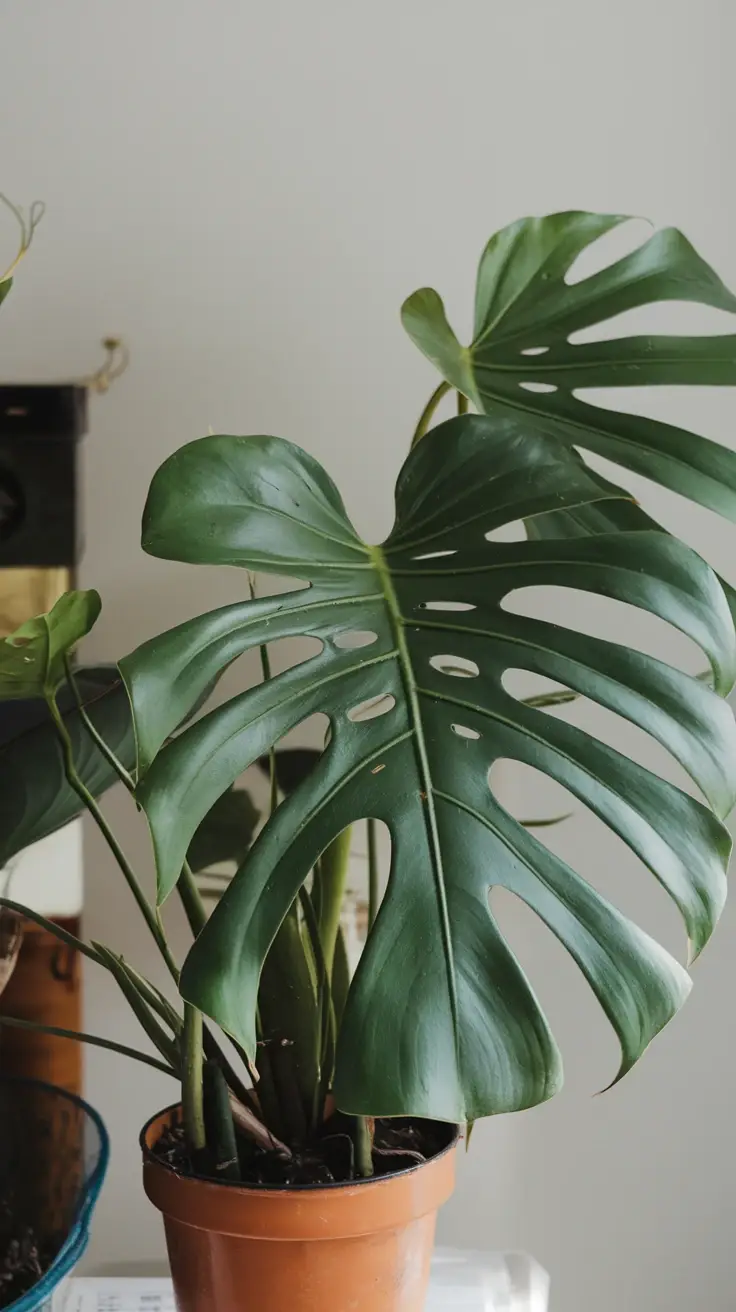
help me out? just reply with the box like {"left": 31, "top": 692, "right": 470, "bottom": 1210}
{"left": 0, "top": 3, "right": 734, "bottom": 1309}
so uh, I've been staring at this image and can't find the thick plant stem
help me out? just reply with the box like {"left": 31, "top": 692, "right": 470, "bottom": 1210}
{"left": 316, "top": 828, "right": 352, "bottom": 976}
{"left": 367, "top": 817, "right": 380, "bottom": 929}
{"left": 300, "top": 886, "right": 336, "bottom": 1128}
{"left": 457, "top": 390, "right": 469, "bottom": 415}
{"left": 179, "top": 860, "right": 208, "bottom": 936}
{"left": 203, "top": 1061, "right": 240, "bottom": 1181}
{"left": 47, "top": 692, "right": 179, "bottom": 983}
{"left": 410, "top": 381, "right": 451, "bottom": 448}
{"left": 355, "top": 1115, "right": 375, "bottom": 1178}
{"left": 182, "top": 1003, "right": 206, "bottom": 1157}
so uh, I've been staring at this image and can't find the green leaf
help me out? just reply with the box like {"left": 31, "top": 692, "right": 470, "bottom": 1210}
{"left": 187, "top": 784, "right": 260, "bottom": 874}
{"left": 0, "top": 666, "right": 135, "bottom": 865}
{"left": 123, "top": 421, "right": 736, "bottom": 1122}
{"left": 401, "top": 212, "right": 736, "bottom": 522}
{"left": 0, "top": 590, "right": 101, "bottom": 700}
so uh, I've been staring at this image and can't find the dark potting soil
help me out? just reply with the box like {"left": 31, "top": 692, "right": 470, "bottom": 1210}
{"left": 153, "top": 1114, "right": 455, "bottom": 1188}
{"left": 0, "top": 1213, "right": 58, "bottom": 1310}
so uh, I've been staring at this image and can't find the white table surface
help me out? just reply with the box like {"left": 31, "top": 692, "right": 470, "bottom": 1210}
{"left": 62, "top": 1250, "right": 549, "bottom": 1311}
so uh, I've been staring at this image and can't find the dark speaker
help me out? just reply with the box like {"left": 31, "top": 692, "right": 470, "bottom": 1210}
{"left": 0, "top": 384, "right": 87, "bottom": 567}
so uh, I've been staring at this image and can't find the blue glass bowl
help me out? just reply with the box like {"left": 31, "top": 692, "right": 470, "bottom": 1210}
{"left": 0, "top": 1079, "right": 109, "bottom": 1312}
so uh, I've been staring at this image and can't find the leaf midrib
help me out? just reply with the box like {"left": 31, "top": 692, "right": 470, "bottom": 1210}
{"left": 473, "top": 342, "right": 736, "bottom": 376}
{"left": 370, "top": 544, "right": 460, "bottom": 1063}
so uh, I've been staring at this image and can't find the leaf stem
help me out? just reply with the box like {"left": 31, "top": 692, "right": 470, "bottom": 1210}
{"left": 367, "top": 818, "right": 380, "bottom": 929}
{"left": 64, "top": 657, "right": 135, "bottom": 791}
{"left": 315, "top": 828, "right": 352, "bottom": 976}
{"left": 457, "top": 391, "right": 469, "bottom": 415}
{"left": 299, "top": 885, "right": 335, "bottom": 1127}
{"left": 410, "top": 381, "right": 451, "bottom": 448}
{"left": 47, "top": 689, "right": 180, "bottom": 983}
{"left": 182, "top": 1003, "right": 206, "bottom": 1155}
{"left": 0, "top": 1014, "right": 176, "bottom": 1076}
{"left": 179, "top": 860, "right": 208, "bottom": 936}
{"left": 65, "top": 661, "right": 209, "bottom": 945}
{"left": 355, "top": 1115, "right": 375, "bottom": 1178}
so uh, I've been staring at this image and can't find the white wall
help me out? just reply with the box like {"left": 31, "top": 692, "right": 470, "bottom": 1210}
{"left": 0, "top": 2, "right": 734, "bottom": 1307}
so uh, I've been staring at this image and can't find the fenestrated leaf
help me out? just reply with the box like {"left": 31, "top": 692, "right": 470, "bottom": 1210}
{"left": 0, "top": 590, "right": 101, "bottom": 700}
{"left": 401, "top": 212, "right": 736, "bottom": 524}
{"left": 122, "top": 419, "right": 736, "bottom": 1123}
{"left": 187, "top": 785, "right": 260, "bottom": 874}
{"left": 254, "top": 748, "right": 322, "bottom": 796}
{"left": 0, "top": 666, "right": 134, "bottom": 865}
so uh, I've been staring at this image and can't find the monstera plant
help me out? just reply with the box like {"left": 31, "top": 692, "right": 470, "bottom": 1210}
{"left": 1, "top": 209, "right": 736, "bottom": 1312}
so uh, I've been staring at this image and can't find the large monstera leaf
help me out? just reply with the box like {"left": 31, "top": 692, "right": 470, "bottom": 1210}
{"left": 120, "top": 420, "right": 736, "bottom": 1122}
{"left": 401, "top": 212, "right": 736, "bottom": 541}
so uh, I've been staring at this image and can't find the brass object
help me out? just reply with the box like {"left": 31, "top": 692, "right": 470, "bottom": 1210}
{"left": 0, "top": 566, "right": 70, "bottom": 637}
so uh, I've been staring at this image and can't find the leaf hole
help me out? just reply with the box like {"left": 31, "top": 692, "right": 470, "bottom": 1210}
{"left": 452, "top": 723, "right": 481, "bottom": 740}
{"left": 488, "top": 757, "right": 574, "bottom": 828}
{"left": 333, "top": 630, "right": 378, "bottom": 650}
{"left": 420, "top": 600, "right": 476, "bottom": 612}
{"left": 429, "top": 654, "right": 479, "bottom": 678}
{"left": 412, "top": 549, "right": 457, "bottom": 561}
{"left": 257, "top": 633, "right": 324, "bottom": 675}
{"left": 501, "top": 669, "right": 577, "bottom": 712}
{"left": 484, "top": 519, "right": 526, "bottom": 543}
{"left": 501, "top": 585, "right": 703, "bottom": 671}
{"left": 519, "top": 382, "right": 558, "bottom": 394}
{"left": 347, "top": 693, "right": 396, "bottom": 722}
{"left": 342, "top": 818, "right": 392, "bottom": 963}
{"left": 520, "top": 346, "right": 550, "bottom": 356}
{"left": 564, "top": 219, "right": 653, "bottom": 286}
{"left": 489, "top": 760, "right": 685, "bottom": 960}
{"left": 568, "top": 301, "right": 736, "bottom": 345}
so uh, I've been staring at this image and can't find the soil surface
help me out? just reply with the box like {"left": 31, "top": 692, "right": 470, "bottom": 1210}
{"left": 154, "top": 1114, "right": 456, "bottom": 1187}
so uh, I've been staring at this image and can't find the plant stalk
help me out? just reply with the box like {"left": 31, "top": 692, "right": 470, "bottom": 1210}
{"left": 315, "top": 828, "right": 352, "bottom": 976}
{"left": 179, "top": 860, "right": 208, "bottom": 937}
{"left": 182, "top": 1003, "right": 206, "bottom": 1157}
{"left": 203, "top": 1061, "right": 241, "bottom": 1181}
{"left": 64, "top": 657, "right": 135, "bottom": 790}
{"left": 410, "top": 381, "right": 451, "bottom": 448}
{"left": 0, "top": 1015, "right": 176, "bottom": 1076}
{"left": 65, "top": 661, "right": 209, "bottom": 947}
{"left": 355, "top": 1115, "right": 375, "bottom": 1178}
{"left": 367, "top": 817, "right": 380, "bottom": 929}
{"left": 47, "top": 691, "right": 180, "bottom": 983}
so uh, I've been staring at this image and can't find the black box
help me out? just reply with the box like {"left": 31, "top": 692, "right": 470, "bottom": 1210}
{"left": 0, "top": 384, "right": 88, "bottom": 567}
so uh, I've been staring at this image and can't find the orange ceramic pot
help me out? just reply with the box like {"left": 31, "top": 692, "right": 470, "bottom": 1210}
{"left": 142, "top": 1105, "right": 458, "bottom": 1312}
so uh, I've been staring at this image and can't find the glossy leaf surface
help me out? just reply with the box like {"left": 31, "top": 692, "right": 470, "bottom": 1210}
{"left": 402, "top": 212, "right": 736, "bottom": 522}
{"left": 122, "top": 420, "right": 736, "bottom": 1122}
{"left": 0, "top": 590, "right": 101, "bottom": 699}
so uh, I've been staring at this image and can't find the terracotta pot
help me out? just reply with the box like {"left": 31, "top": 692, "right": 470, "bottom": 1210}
{"left": 142, "top": 1105, "right": 458, "bottom": 1312}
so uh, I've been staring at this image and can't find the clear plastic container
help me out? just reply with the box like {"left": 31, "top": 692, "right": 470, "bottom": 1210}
{"left": 0, "top": 1079, "right": 108, "bottom": 1312}
{"left": 427, "top": 1248, "right": 550, "bottom": 1311}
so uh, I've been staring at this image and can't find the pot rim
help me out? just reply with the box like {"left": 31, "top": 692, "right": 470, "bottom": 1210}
{"left": 141, "top": 1102, "right": 460, "bottom": 1195}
